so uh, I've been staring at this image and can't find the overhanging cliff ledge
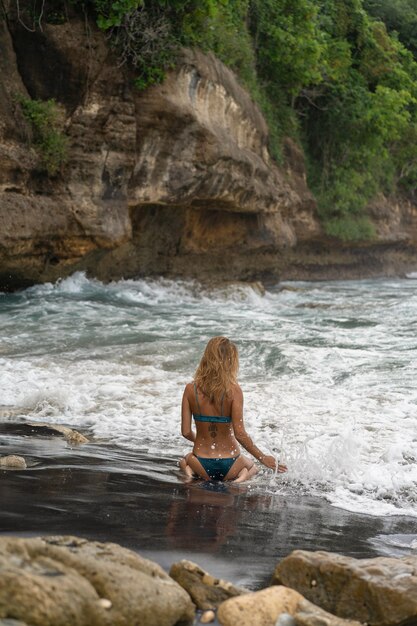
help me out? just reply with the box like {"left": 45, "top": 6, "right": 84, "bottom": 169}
{"left": 1, "top": 11, "right": 417, "bottom": 291}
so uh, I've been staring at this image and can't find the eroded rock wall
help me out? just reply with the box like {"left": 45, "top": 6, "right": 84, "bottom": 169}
{"left": 0, "top": 9, "right": 320, "bottom": 289}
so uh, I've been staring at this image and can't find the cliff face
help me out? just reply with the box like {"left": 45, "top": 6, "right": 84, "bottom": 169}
{"left": 1, "top": 12, "right": 417, "bottom": 290}
{"left": 0, "top": 14, "right": 135, "bottom": 290}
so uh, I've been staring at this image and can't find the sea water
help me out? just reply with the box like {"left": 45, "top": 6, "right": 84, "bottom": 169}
{"left": 1, "top": 273, "right": 416, "bottom": 518}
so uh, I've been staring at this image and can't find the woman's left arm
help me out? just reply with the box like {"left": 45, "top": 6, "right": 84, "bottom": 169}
{"left": 181, "top": 385, "right": 195, "bottom": 443}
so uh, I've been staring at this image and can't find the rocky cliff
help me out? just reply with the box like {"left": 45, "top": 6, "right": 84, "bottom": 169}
{"left": 1, "top": 8, "right": 417, "bottom": 291}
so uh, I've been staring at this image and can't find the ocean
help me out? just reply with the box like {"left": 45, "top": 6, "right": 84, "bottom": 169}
{"left": 1, "top": 272, "right": 416, "bottom": 522}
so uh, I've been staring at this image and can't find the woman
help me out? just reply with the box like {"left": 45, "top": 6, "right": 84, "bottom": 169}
{"left": 179, "top": 336, "right": 287, "bottom": 483}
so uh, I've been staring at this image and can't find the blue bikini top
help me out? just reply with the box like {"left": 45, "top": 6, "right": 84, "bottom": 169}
{"left": 193, "top": 383, "right": 232, "bottom": 423}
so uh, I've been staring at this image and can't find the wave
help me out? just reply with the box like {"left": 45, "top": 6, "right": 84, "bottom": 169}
{"left": 25, "top": 271, "right": 267, "bottom": 306}
{"left": 1, "top": 273, "right": 417, "bottom": 518}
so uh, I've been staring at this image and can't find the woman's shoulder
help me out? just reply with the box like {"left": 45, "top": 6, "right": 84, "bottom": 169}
{"left": 230, "top": 383, "right": 243, "bottom": 399}
{"left": 184, "top": 381, "right": 195, "bottom": 395}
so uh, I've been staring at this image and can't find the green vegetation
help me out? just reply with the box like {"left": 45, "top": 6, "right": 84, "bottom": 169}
{"left": 364, "top": 0, "right": 417, "bottom": 58}
{"left": 15, "top": 0, "right": 417, "bottom": 239}
{"left": 18, "top": 97, "right": 68, "bottom": 176}
{"left": 94, "top": 0, "right": 143, "bottom": 29}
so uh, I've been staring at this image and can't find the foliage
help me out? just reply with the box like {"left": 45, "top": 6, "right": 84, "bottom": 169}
{"left": 296, "top": 0, "right": 417, "bottom": 238}
{"left": 178, "top": 1, "right": 257, "bottom": 84}
{"left": 18, "top": 96, "right": 68, "bottom": 176}
{"left": 325, "top": 216, "right": 375, "bottom": 241}
{"left": 249, "top": 0, "right": 324, "bottom": 98}
{"left": 95, "top": 0, "right": 143, "bottom": 29}
{"left": 109, "top": 6, "right": 177, "bottom": 89}
{"left": 364, "top": 0, "right": 417, "bottom": 58}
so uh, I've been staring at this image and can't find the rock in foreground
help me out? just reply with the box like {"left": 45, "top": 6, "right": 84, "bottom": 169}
{"left": 0, "top": 536, "right": 194, "bottom": 626}
{"left": 217, "top": 585, "right": 362, "bottom": 626}
{"left": 273, "top": 550, "right": 417, "bottom": 626}
{"left": 170, "top": 559, "right": 247, "bottom": 609}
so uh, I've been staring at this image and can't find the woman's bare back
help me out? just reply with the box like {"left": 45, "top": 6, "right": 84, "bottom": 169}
{"left": 186, "top": 383, "right": 240, "bottom": 458}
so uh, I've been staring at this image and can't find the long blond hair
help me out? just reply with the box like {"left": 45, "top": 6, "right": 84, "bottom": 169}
{"left": 194, "top": 336, "right": 239, "bottom": 407}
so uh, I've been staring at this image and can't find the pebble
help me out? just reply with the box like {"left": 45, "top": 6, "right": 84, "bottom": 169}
{"left": 200, "top": 610, "right": 215, "bottom": 623}
{"left": 202, "top": 573, "right": 216, "bottom": 586}
{"left": 97, "top": 598, "right": 112, "bottom": 609}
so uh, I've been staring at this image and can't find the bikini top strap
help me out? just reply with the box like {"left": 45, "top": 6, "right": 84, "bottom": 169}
{"left": 194, "top": 383, "right": 202, "bottom": 415}
{"left": 220, "top": 392, "right": 225, "bottom": 417}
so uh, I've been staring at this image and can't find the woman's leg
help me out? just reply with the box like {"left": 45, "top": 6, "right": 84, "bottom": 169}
{"left": 224, "top": 455, "right": 258, "bottom": 483}
{"left": 233, "top": 465, "right": 258, "bottom": 483}
{"left": 179, "top": 453, "right": 210, "bottom": 480}
{"left": 179, "top": 456, "right": 194, "bottom": 478}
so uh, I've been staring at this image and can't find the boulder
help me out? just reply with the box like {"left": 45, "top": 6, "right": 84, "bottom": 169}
{"left": 169, "top": 560, "right": 247, "bottom": 610}
{"left": 217, "top": 586, "right": 302, "bottom": 626}
{"left": 0, "top": 455, "right": 27, "bottom": 469}
{"left": 217, "top": 587, "right": 302, "bottom": 626}
{"left": 295, "top": 599, "right": 364, "bottom": 626}
{"left": 272, "top": 550, "right": 417, "bottom": 626}
{"left": 217, "top": 586, "right": 362, "bottom": 626}
{"left": 0, "top": 536, "right": 195, "bottom": 626}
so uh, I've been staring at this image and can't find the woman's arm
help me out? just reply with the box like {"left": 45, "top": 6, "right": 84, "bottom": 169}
{"left": 181, "top": 384, "right": 196, "bottom": 443}
{"left": 232, "top": 385, "right": 287, "bottom": 472}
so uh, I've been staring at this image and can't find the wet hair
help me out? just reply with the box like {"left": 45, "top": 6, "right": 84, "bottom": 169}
{"left": 194, "top": 336, "right": 239, "bottom": 407}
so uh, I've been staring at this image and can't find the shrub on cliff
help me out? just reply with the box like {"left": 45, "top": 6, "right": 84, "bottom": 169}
{"left": 17, "top": 96, "right": 68, "bottom": 177}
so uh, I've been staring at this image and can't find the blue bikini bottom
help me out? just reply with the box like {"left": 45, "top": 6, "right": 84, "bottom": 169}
{"left": 196, "top": 455, "right": 240, "bottom": 481}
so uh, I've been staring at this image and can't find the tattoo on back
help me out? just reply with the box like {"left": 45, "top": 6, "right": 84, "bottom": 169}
{"left": 209, "top": 424, "right": 217, "bottom": 438}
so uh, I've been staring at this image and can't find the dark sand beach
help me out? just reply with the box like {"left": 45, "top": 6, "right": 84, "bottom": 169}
{"left": 1, "top": 422, "right": 415, "bottom": 591}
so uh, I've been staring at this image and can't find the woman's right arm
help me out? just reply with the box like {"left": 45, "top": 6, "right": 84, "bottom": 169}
{"left": 181, "top": 384, "right": 196, "bottom": 443}
{"left": 232, "top": 385, "right": 286, "bottom": 472}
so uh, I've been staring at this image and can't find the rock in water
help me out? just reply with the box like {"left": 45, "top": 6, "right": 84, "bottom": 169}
{"left": 0, "top": 455, "right": 26, "bottom": 469}
{"left": 272, "top": 550, "right": 417, "bottom": 626}
{"left": 170, "top": 559, "right": 247, "bottom": 610}
{"left": 26, "top": 422, "right": 89, "bottom": 444}
{"left": 0, "top": 536, "right": 194, "bottom": 626}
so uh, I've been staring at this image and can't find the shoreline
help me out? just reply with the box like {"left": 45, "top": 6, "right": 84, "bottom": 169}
{"left": 2, "top": 239, "right": 417, "bottom": 293}
{"left": 1, "top": 422, "right": 415, "bottom": 591}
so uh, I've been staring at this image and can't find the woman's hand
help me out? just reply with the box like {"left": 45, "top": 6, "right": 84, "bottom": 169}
{"left": 261, "top": 455, "right": 288, "bottom": 473}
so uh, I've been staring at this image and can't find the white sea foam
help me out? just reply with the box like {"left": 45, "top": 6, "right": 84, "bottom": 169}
{"left": 368, "top": 533, "right": 417, "bottom": 556}
{"left": 1, "top": 273, "right": 417, "bottom": 517}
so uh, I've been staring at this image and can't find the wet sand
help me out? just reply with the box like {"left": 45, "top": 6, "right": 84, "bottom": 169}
{"left": 0, "top": 422, "right": 415, "bottom": 590}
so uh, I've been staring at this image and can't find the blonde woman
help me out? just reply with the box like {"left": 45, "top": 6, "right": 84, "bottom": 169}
{"left": 180, "top": 336, "right": 287, "bottom": 483}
